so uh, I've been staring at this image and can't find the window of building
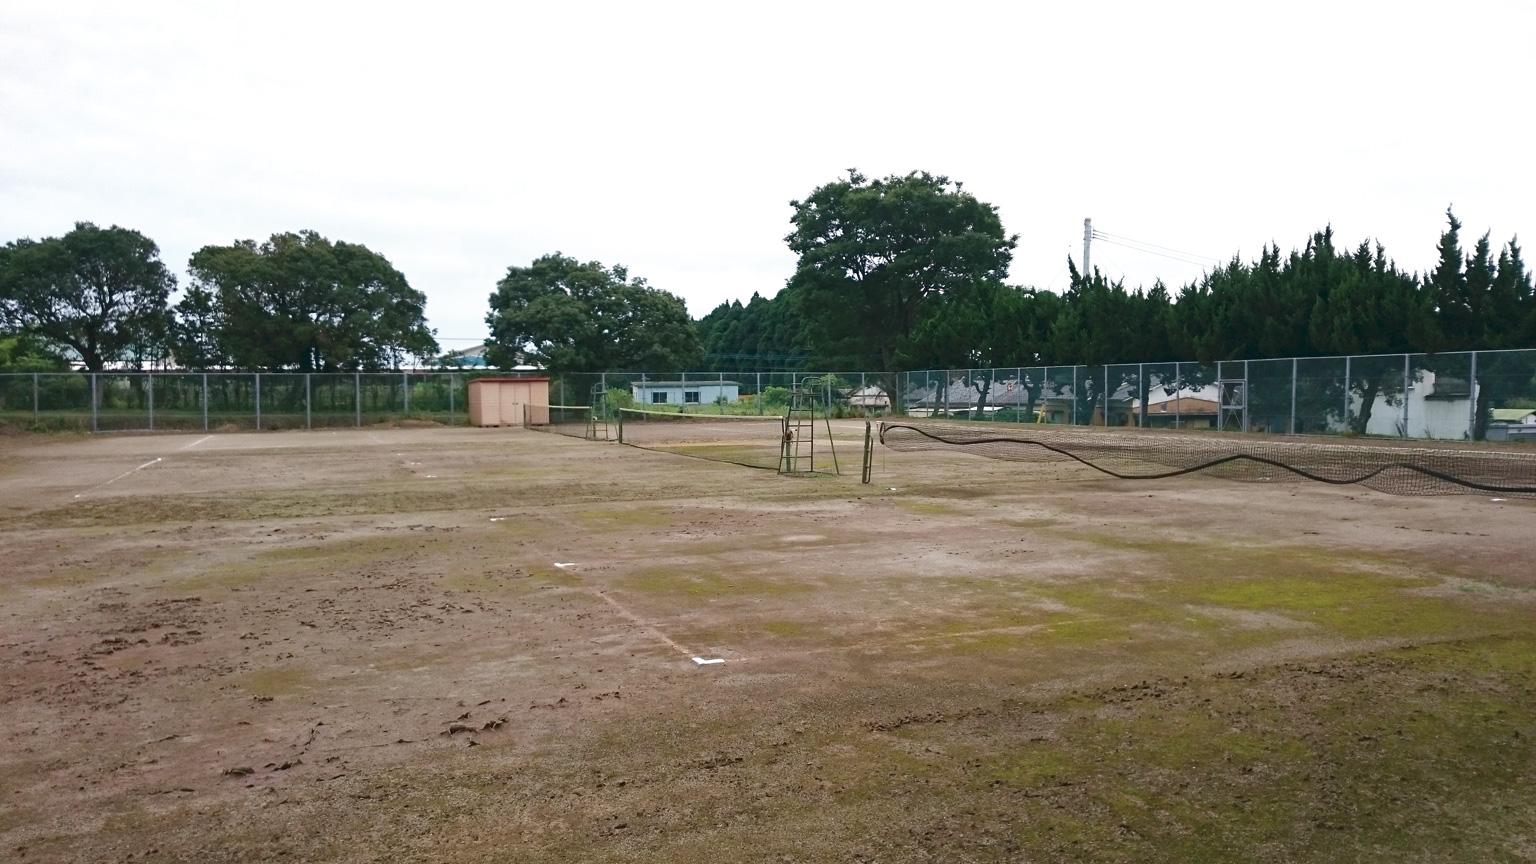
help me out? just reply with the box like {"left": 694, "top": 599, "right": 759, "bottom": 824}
{"left": 684, "top": 391, "right": 700, "bottom": 403}
{"left": 651, "top": 391, "right": 669, "bottom": 404}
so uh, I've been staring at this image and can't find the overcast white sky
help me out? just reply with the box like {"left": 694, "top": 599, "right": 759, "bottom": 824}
{"left": 3, "top": 1, "right": 1533, "bottom": 350}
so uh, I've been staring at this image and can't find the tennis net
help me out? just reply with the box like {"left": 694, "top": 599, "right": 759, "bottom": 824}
{"left": 617, "top": 408, "right": 787, "bottom": 470}
{"left": 524, "top": 404, "right": 595, "bottom": 440}
{"left": 879, "top": 420, "right": 1536, "bottom": 497}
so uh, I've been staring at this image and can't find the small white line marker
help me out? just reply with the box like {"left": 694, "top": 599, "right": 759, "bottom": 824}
{"left": 692, "top": 657, "right": 726, "bottom": 665}
{"left": 553, "top": 562, "right": 576, "bottom": 569}
{"left": 180, "top": 435, "right": 213, "bottom": 451}
{"left": 75, "top": 457, "right": 163, "bottom": 498}
{"left": 489, "top": 517, "right": 507, "bottom": 522}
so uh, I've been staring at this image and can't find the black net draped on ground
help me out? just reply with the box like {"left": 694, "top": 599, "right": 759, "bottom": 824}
{"left": 879, "top": 421, "right": 1536, "bottom": 497}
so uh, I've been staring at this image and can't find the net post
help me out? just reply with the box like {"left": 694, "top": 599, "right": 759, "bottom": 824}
{"left": 861, "top": 420, "right": 873, "bottom": 484}
{"left": 1289, "top": 357, "right": 1297, "bottom": 435}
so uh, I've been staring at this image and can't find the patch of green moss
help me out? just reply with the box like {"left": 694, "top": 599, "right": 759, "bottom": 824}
{"left": 622, "top": 565, "right": 812, "bottom": 598}
{"left": 239, "top": 666, "right": 313, "bottom": 697}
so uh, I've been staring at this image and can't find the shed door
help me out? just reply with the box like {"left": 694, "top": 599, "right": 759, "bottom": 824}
{"left": 499, "top": 383, "right": 523, "bottom": 426}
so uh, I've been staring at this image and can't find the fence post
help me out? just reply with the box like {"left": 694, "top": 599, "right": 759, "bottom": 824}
{"left": 1242, "top": 360, "right": 1250, "bottom": 432}
{"left": 254, "top": 373, "right": 262, "bottom": 430}
{"left": 148, "top": 372, "right": 155, "bottom": 431}
{"left": 355, "top": 371, "right": 361, "bottom": 427}
{"left": 305, "top": 373, "right": 312, "bottom": 429}
{"left": 1071, "top": 366, "right": 1078, "bottom": 425}
{"left": 32, "top": 372, "right": 39, "bottom": 423}
{"left": 1289, "top": 358, "right": 1297, "bottom": 435}
{"left": 1173, "top": 362, "right": 1180, "bottom": 429}
{"left": 720, "top": 371, "right": 726, "bottom": 414}
{"left": 403, "top": 371, "right": 410, "bottom": 416}
{"left": 449, "top": 373, "right": 456, "bottom": 424}
{"left": 91, "top": 373, "right": 98, "bottom": 433}
{"left": 202, "top": 373, "right": 209, "bottom": 432}
{"left": 1342, "top": 355, "right": 1351, "bottom": 430}
{"left": 1468, "top": 350, "right": 1478, "bottom": 439}
{"left": 1401, "top": 354, "right": 1410, "bottom": 437}
{"left": 757, "top": 372, "right": 763, "bottom": 415}
{"left": 1137, "top": 363, "right": 1145, "bottom": 428}
{"left": 1102, "top": 364, "right": 1109, "bottom": 426}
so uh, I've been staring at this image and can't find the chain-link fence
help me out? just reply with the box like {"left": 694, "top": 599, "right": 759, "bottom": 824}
{"left": 897, "top": 350, "right": 1536, "bottom": 442}
{"left": 1, "top": 351, "right": 1532, "bottom": 441}
{"left": 0, "top": 371, "right": 481, "bottom": 432}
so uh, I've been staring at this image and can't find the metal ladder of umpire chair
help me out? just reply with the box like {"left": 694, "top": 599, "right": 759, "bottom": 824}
{"left": 587, "top": 384, "right": 610, "bottom": 441}
{"left": 781, "top": 382, "right": 817, "bottom": 474}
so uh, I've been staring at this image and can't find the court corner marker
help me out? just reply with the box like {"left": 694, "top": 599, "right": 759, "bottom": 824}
{"left": 692, "top": 657, "right": 726, "bottom": 666}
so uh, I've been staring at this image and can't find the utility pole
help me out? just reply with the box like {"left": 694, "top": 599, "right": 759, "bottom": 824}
{"left": 1082, "top": 217, "right": 1093, "bottom": 275}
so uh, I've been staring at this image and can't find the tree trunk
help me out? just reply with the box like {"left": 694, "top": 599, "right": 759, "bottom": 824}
{"left": 1351, "top": 378, "right": 1380, "bottom": 434}
{"left": 1473, "top": 382, "right": 1492, "bottom": 441}
{"left": 972, "top": 374, "right": 992, "bottom": 420}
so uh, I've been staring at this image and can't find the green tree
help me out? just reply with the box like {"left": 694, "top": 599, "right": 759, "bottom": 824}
{"left": 0, "top": 331, "right": 68, "bottom": 371}
{"left": 0, "top": 222, "right": 175, "bottom": 370}
{"left": 185, "top": 231, "right": 437, "bottom": 371}
{"left": 485, "top": 253, "right": 700, "bottom": 373}
{"left": 785, "top": 170, "right": 1015, "bottom": 372}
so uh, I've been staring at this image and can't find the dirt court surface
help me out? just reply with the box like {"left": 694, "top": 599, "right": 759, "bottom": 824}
{"left": 2, "top": 424, "right": 1534, "bottom": 863}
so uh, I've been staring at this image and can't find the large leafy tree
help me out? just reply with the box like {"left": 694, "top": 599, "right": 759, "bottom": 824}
{"left": 485, "top": 253, "right": 700, "bottom": 372}
{"left": 785, "top": 170, "right": 1016, "bottom": 372}
{"left": 0, "top": 222, "right": 175, "bottom": 370}
{"left": 185, "top": 231, "right": 438, "bottom": 371}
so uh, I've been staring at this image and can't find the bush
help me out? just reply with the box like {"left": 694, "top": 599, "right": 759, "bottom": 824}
{"left": 762, "top": 386, "right": 790, "bottom": 407}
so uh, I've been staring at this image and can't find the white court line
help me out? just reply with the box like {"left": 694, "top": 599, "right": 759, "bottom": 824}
{"left": 74, "top": 457, "right": 163, "bottom": 498}
{"left": 179, "top": 435, "right": 213, "bottom": 451}
{"left": 586, "top": 588, "right": 724, "bottom": 665}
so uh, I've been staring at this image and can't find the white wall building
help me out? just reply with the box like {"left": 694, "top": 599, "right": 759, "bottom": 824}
{"left": 630, "top": 380, "right": 740, "bottom": 407}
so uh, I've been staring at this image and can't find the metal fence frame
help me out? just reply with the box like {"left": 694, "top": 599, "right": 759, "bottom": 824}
{"left": 1, "top": 350, "right": 1532, "bottom": 442}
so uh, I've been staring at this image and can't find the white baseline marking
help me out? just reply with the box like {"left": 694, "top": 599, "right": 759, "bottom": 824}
{"left": 180, "top": 435, "right": 213, "bottom": 451}
{"left": 75, "top": 457, "right": 163, "bottom": 498}
{"left": 587, "top": 588, "right": 724, "bottom": 664}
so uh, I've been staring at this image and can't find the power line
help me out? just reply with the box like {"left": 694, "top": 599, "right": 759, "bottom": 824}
{"left": 1090, "top": 229, "right": 1221, "bottom": 267}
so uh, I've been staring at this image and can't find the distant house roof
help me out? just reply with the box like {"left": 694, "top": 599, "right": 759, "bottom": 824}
{"left": 1491, "top": 408, "right": 1536, "bottom": 423}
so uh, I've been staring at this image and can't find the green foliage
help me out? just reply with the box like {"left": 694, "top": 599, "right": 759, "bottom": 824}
{"left": 760, "top": 386, "right": 790, "bottom": 407}
{"left": 0, "top": 331, "right": 68, "bottom": 371}
{"left": 696, "top": 292, "right": 810, "bottom": 372}
{"left": 185, "top": 231, "right": 437, "bottom": 371}
{"left": 0, "top": 222, "right": 175, "bottom": 370}
{"left": 485, "top": 254, "right": 700, "bottom": 373}
{"left": 604, "top": 386, "right": 634, "bottom": 410}
{"left": 785, "top": 170, "right": 1016, "bottom": 372}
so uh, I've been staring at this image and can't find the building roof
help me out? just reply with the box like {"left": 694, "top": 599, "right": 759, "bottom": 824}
{"left": 1491, "top": 408, "right": 1536, "bottom": 422}
{"left": 469, "top": 376, "right": 551, "bottom": 384}
{"left": 631, "top": 380, "right": 740, "bottom": 388}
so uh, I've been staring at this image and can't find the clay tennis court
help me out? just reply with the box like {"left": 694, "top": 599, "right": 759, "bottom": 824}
{"left": 2, "top": 425, "right": 1534, "bottom": 862}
